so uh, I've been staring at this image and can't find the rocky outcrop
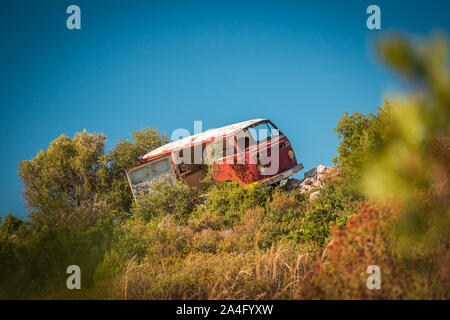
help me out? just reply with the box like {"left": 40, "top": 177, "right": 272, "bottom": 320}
{"left": 282, "top": 165, "right": 340, "bottom": 200}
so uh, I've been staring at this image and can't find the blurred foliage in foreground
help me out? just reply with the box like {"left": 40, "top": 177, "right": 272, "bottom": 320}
{"left": 315, "top": 33, "right": 449, "bottom": 298}
{"left": 0, "top": 34, "right": 448, "bottom": 299}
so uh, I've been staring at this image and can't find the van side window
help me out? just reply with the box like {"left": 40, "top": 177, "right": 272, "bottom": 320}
{"left": 207, "top": 138, "right": 236, "bottom": 162}
{"left": 235, "top": 129, "right": 255, "bottom": 150}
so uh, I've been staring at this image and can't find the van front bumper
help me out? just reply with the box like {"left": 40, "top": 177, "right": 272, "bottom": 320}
{"left": 259, "top": 163, "right": 304, "bottom": 185}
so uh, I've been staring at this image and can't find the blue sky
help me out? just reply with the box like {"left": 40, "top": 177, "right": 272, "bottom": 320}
{"left": 1, "top": 0, "right": 449, "bottom": 217}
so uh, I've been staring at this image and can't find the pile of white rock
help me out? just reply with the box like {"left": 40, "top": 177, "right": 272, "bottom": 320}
{"left": 282, "top": 165, "right": 336, "bottom": 200}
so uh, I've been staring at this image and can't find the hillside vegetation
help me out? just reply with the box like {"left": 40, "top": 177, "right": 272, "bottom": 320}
{"left": 0, "top": 34, "right": 449, "bottom": 299}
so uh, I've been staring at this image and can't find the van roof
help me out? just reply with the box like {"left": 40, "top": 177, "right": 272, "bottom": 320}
{"left": 142, "top": 118, "right": 267, "bottom": 161}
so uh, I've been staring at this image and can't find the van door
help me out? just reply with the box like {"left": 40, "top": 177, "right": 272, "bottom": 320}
{"left": 126, "top": 156, "right": 175, "bottom": 199}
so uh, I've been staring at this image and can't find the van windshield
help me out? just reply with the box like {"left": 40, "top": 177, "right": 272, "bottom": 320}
{"left": 235, "top": 121, "right": 281, "bottom": 150}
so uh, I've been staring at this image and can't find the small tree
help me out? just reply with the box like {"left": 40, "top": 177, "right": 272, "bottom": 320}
{"left": 18, "top": 130, "right": 107, "bottom": 227}
{"left": 333, "top": 99, "right": 397, "bottom": 177}
{"left": 18, "top": 128, "right": 168, "bottom": 226}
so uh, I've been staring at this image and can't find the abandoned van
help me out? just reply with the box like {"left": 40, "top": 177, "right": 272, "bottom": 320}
{"left": 126, "top": 119, "right": 303, "bottom": 199}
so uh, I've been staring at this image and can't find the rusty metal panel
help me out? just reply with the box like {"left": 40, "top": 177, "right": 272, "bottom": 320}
{"left": 126, "top": 156, "right": 175, "bottom": 199}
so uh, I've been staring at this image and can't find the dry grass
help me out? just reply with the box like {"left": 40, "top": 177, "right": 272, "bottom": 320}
{"left": 106, "top": 241, "right": 315, "bottom": 300}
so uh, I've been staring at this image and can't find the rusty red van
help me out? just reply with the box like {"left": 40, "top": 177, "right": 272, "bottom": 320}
{"left": 126, "top": 119, "right": 303, "bottom": 199}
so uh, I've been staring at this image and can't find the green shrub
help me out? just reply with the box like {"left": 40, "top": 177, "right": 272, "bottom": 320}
{"left": 132, "top": 180, "right": 200, "bottom": 224}
{"left": 194, "top": 181, "right": 271, "bottom": 228}
{"left": 302, "top": 202, "right": 449, "bottom": 299}
{"left": 333, "top": 99, "right": 397, "bottom": 178}
{"left": 93, "top": 249, "right": 124, "bottom": 283}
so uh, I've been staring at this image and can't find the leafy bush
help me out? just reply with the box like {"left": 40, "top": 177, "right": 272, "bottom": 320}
{"left": 193, "top": 181, "right": 272, "bottom": 228}
{"left": 285, "top": 178, "right": 360, "bottom": 244}
{"left": 132, "top": 180, "right": 201, "bottom": 224}
{"left": 93, "top": 249, "right": 124, "bottom": 283}
{"left": 333, "top": 99, "right": 397, "bottom": 178}
{"left": 302, "top": 202, "right": 448, "bottom": 299}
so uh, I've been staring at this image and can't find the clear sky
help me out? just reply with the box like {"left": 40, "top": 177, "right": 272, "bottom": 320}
{"left": 1, "top": 0, "right": 449, "bottom": 217}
